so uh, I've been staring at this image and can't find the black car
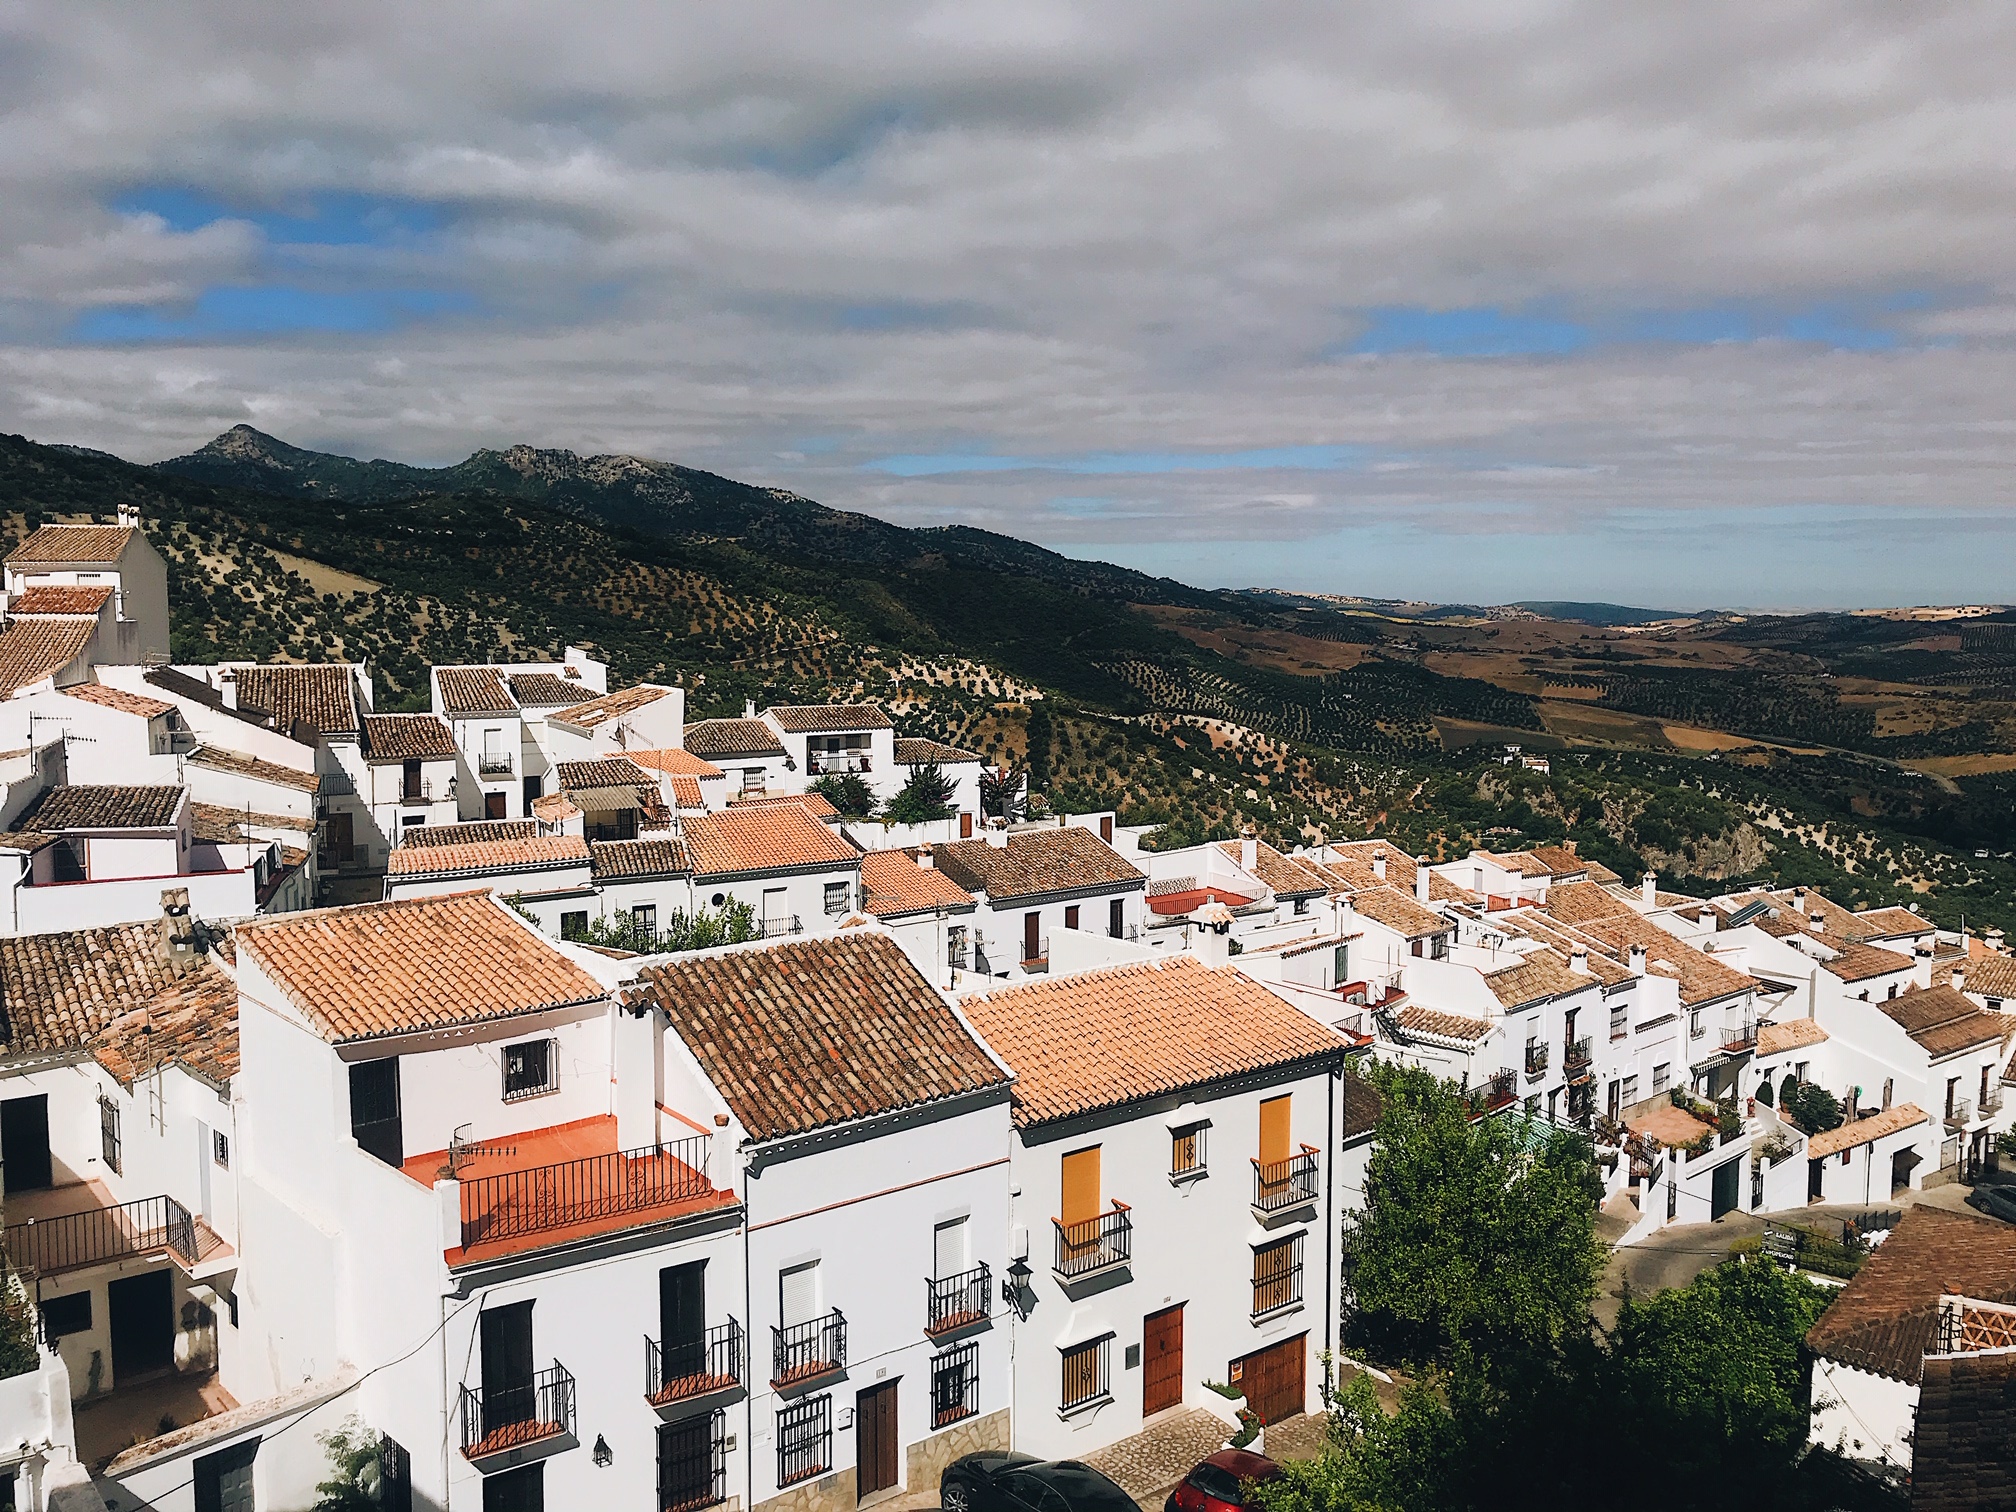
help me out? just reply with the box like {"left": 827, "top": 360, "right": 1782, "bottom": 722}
{"left": 1966, "top": 1184, "right": 2016, "bottom": 1224}
{"left": 942, "top": 1452, "right": 1138, "bottom": 1512}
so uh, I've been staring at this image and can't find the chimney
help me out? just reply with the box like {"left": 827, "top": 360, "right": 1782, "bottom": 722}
{"left": 1563, "top": 839, "right": 1578, "bottom": 856}
{"left": 1628, "top": 943, "right": 1648, "bottom": 974}
{"left": 743, "top": 699, "right": 757, "bottom": 719}
{"left": 1414, "top": 857, "right": 1431, "bottom": 904}
{"left": 219, "top": 670, "right": 238, "bottom": 710}
{"left": 1810, "top": 913, "right": 1826, "bottom": 934}
{"left": 1372, "top": 854, "right": 1387, "bottom": 882}
{"left": 1240, "top": 823, "right": 1258, "bottom": 872}
{"left": 116, "top": 504, "right": 140, "bottom": 530}
{"left": 1952, "top": 966, "right": 1967, "bottom": 995}
{"left": 1987, "top": 927, "right": 2007, "bottom": 955}
{"left": 1191, "top": 900, "right": 1235, "bottom": 968}
{"left": 983, "top": 818, "right": 1009, "bottom": 849}
{"left": 1916, "top": 940, "right": 1934, "bottom": 959}
{"left": 1793, "top": 887, "right": 1808, "bottom": 914}
{"left": 157, "top": 887, "right": 200, "bottom": 976}
{"left": 1641, "top": 872, "right": 1657, "bottom": 907}
{"left": 917, "top": 848, "right": 935, "bottom": 870}
{"left": 1569, "top": 945, "right": 1590, "bottom": 976}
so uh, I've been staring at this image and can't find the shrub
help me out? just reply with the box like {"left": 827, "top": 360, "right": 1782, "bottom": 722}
{"left": 810, "top": 773, "right": 877, "bottom": 820}
{"left": 884, "top": 764, "right": 956, "bottom": 825}
{"left": 0, "top": 1278, "right": 38, "bottom": 1380}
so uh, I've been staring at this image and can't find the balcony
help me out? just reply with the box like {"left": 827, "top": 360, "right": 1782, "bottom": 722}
{"left": 1983, "top": 1087, "right": 2005, "bottom": 1117}
{"left": 1020, "top": 936, "right": 1050, "bottom": 973}
{"left": 1524, "top": 1042, "right": 1549, "bottom": 1079}
{"left": 1252, "top": 1146, "right": 1320, "bottom": 1217}
{"left": 1947, "top": 1097, "right": 1975, "bottom": 1130}
{"left": 1719, "top": 1022, "right": 1757, "bottom": 1054}
{"left": 1466, "top": 1069, "right": 1518, "bottom": 1118}
{"left": 399, "top": 778, "right": 436, "bottom": 804}
{"left": 757, "top": 914, "right": 803, "bottom": 939}
{"left": 479, "top": 752, "right": 514, "bottom": 776}
{"left": 1, "top": 1191, "right": 226, "bottom": 1279}
{"left": 646, "top": 1319, "right": 743, "bottom": 1410}
{"left": 1053, "top": 1202, "right": 1132, "bottom": 1281}
{"left": 925, "top": 1264, "right": 992, "bottom": 1337}
{"left": 808, "top": 752, "right": 871, "bottom": 776}
{"left": 460, "top": 1361, "right": 577, "bottom": 1466}
{"left": 1564, "top": 1038, "right": 1594, "bottom": 1081}
{"left": 771, "top": 1310, "right": 847, "bottom": 1388}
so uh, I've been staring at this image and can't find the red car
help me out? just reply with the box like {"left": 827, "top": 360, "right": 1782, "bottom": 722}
{"left": 1165, "top": 1449, "right": 1282, "bottom": 1512}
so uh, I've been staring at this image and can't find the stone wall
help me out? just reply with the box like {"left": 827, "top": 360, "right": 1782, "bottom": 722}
{"left": 754, "top": 1408, "right": 1011, "bottom": 1512}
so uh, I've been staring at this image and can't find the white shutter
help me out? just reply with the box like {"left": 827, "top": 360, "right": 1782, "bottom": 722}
{"left": 780, "top": 1261, "right": 820, "bottom": 1327}
{"left": 762, "top": 888, "right": 788, "bottom": 924}
{"left": 934, "top": 1218, "right": 968, "bottom": 1280}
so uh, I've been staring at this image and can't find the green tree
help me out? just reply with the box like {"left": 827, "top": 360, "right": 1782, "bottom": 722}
{"left": 1783, "top": 1081, "right": 1843, "bottom": 1134}
{"left": 313, "top": 1417, "right": 390, "bottom": 1512}
{"left": 884, "top": 764, "right": 956, "bottom": 825}
{"left": 571, "top": 900, "right": 760, "bottom": 953}
{"left": 810, "top": 772, "right": 877, "bottom": 820}
{"left": 1347, "top": 1062, "right": 1605, "bottom": 1362}
{"left": 0, "top": 1277, "right": 39, "bottom": 1380}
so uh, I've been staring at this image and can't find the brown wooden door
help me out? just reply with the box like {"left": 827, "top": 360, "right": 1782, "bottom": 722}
{"left": 856, "top": 1379, "right": 899, "bottom": 1498}
{"left": 1024, "top": 912, "right": 1041, "bottom": 963}
{"left": 1143, "top": 1305, "right": 1183, "bottom": 1416}
{"left": 486, "top": 791, "right": 508, "bottom": 820}
{"left": 1233, "top": 1334, "right": 1306, "bottom": 1425}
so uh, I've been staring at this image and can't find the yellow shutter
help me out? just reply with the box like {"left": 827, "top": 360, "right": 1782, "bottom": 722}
{"left": 1060, "top": 1146, "right": 1101, "bottom": 1226}
{"left": 1259, "top": 1095, "right": 1292, "bottom": 1167}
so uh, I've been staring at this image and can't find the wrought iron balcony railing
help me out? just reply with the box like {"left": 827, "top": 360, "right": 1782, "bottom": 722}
{"left": 1053, "top": 1202, "right": 1132, "bottom": 1279}
{"left": 771, "top": 1309, "right": 847, "bottom": 1387}
{"left": 457, "top": 1135, "right": 712, "bottom": 1250}
{"left": 646, "top": 1319, "right": 743, "bottom": 1405}
{"left": 461, "top": 1361, "right": 576, "bottom": 1461}
{"left": 1252, "top": 1146, "right": 1319, "bottom": 1212}
{"left": 925, "top": 1264, "right": 991, "bottom": 1336}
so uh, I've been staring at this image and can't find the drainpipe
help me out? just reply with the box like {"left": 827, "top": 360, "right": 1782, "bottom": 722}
{"left": 1325, "top": 1058, "right": 1339, "bottom": 1401}
{"left": 743, "top": 1154, "right": 756, "bottom": 1512}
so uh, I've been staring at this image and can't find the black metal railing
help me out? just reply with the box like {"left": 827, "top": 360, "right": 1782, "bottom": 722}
{"left": 1525, "top": 1042, "right": 1549, "bottom": 1076}
{"left": 1252, "top": 1147, "right": 1319, "bottom": 1212}
{"left": 2, "top": 1195, "right": 197, "bottom": 1278}
{"left": 1021, "top": 936, "right": 1050, "bottom": 971}
{"left": 1467, "top": 1069, "right": 1518, "bottom": 1116}
{"left": 458, "top": 1135, "right": 711, "bottom": 1249}
{"left": 646, "top": 1319, "right": 743, "bottom": 1403}
{"left": 658, "top": 1410, "right": 728, "bottom": 1512}
{"left": 1253, "top": 1232, "right": 1305, "bottom": 1316}
{"left": 1564, "top": 1037, "right": 1593, "bottom": 1074}
{"left": 926, "top": 1264, "right": 991, "bottom": 1335}
{"left": 771, "top": 1309, "right": 846, "bottom": 1385}
{"left": 1053, "top": 1202, "right": 1132, "bottom": 1278}
{"left": 932, "top": 1338, "right": 981, "bottom": 1427}
{"left": 756, "top": 915, "right": 802, "bottom": 939}
{"left": 479, "top": 752, "right": 513, "bottom": 775}
{"left": 777, "top": 1396, "right": 831, "bottom": 1486}
{"left": 460, "top": 1361, "right": 576, "bottom": 1459}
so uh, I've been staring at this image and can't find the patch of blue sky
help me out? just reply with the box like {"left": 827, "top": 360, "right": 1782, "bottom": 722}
{"left": 72, "top": 285, "right": 474, "bottom": 342}
{"left": 114, "top": 188, "right": 442, "bottom": 247}
{"left": 867, "top": 444, "right": 1368, "bottom": 477}
{"left": 1348, "top": 295, "right": 1934, "bottom": 357}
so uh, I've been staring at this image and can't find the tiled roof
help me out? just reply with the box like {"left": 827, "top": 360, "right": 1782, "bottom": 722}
{"left": 1756, "top": 1017, "right": 1829, "bottom": 1055}
{"left": 668, "top": 774, "right": 705, "bottom": 809}
{"left": 860, "top": 849, "right": 976, "bottom": 918}
{"left": 557, "top": 757, "right": 653, "bottom": 791}
{"left": 1542, "top": 880, "right": 1635, "bottom": 926}
{"left": 1820, "top": 939, "right": 1915, "bottom": 983}
{"left": 231, "top": 664, "right": 360, "bottom": 737}
{"left": 143, "top": 666, "right": 274, "bottom": 728}
{"left": 895, "top": 737, "right": 985, "bottom": 765}
{"left": 188, "top": 802, "right": 310, "bottom": 843}
{"left": 589, "top": 838, "right": 692, "bottom": 881}
{"left": 1391, "top": 1004, "right": 1494, "bottom": 1042}
{"left": 530, "top": 792, "right": 580, "bottom": 824}
{"left": 763, "top": 703, "right": 894, "bottom": 733}
{"left": 1945, "top": 954, "right": 2016, "bottom": 999}
{"left": 958, "top": 954, "right": 1347, "bottom": 1127}
{"left": 1578, "top": 913, "right": 1756, "bottom": 1006}
{"left": 930, "top": 827, "right": 1144, "bottom": 903}
{"left": 1483, "top": 949, "right": 1597, "bottom": 1010}
{"left": 0, "top": 619, "right": 96, "bottom": 697}
{"left": 185, "top": 745, "right": 320, "bottom": 794}
{"left": 1345, "top": 885, "right": 1450, "bottom": 940}
{"left": 1216, "top": 840, "right": 1331, "bottom": 898}
{"left": 0, "top": 922, "right": 237, "bottom": 1082}
{"left": 684, "top": 806, "right": 861, "bottom": 878}
{"left": 507, "top": 672, "right": 586, "bottom": 707}
{"left": 1854, "top": 905, "right": 1938, "bottom": 938}
{"left": 5, "top": 524, "right": 136, "bottom": 565}
{"left": 727, "top": 790, "right": 840, "bottom": 821}
{"left": 1914, "top": 1345, "right": 2016, "bottom": 1512}
{"left": 19, "top": 784, "right": 183, "bottom": 830}
{"left": 1880, "top": 985, "right": 2009, "bottom": 1058}
{"left": 360, "top": 714, "right": 458, "bottom": 763}
{"left": 682, "top": 718, "right": 786, "bottom": 759}
{"left": 237, "top": 891, "right": 605, "bottom": 1044}
{"left": 1759, "top": 887, "right": 1867, "bottom": 940}
{"left": 1342, "top": 1070, "right": 1384, "bottom": 1141}
{"left": 1522, "top": 844, "right": 1589, "bottom": 877}
{"left": 1806, "top": 1207, "right": 2016, "bottom": 1383}
{"left": 61, "top": 682, "right": 172, "bottom": 718}
{"left": 386, "top": 834, "right": 590, "bottom": 877}
{"left": 628, "top": 747, "right": 725, "bottom": 780}
{"left": 1805, "top": 1103, "right": 1927, "bottom": 1160}
{"left": 88, "top": 961, "right": 240, "bottom": 1088}
{"left": 635, "top": 932, "right": 1008, "bottom": 1142}
{"left": 10, "top": 584, "right": 113, "bottom": 615}
{"left": 552, "top": 684, "right": 673, "bottom": 728}
{"left": 435, "top": 666, "right": 517, "bottom": 715}
{"left": 1326, "top": 841, "right": 1418, "bottom": 892}
{"left": 401, "top": 819, "right": 539, "bottom": 849}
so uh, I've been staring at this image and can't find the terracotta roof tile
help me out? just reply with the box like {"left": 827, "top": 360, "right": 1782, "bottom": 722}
{"left": 360, "top": 713, "right": 459, "bottom": 763}
{"left": 727, "top": 791, "right": 839, "bottom": 821}
{"left": 552, "top": 683, "right": 674, "bottom": 727}
{"left": 10, "top": 584, "right": 112, "bottom": 615}
{"left": 1880, "top": 984, "right": 2010, "bottom": 1057}
{"left": 684, "top": 806, "right": 860, "bottom": 878}
{"left": 237, "top": 891, "right": 605, "bottom": 1044}
{"left": 1483, "top": 949, "right": 1598, "bottom": 1009}
{"left": 1215, "top": 840, "right": 1331, "bottom": 898}
{"left": 1944, "top": 954, "right": 2016, "bottom": 999}
{"left": 860, "top": 849, "right": 976, "bottom": 918}
{"left": 435, "top": 666, "right": 517, "bottom": 714}
{"left": 19, "top": 784, "right": 183, "bottom": 830}
{"left": 1542, "top": 880, "right": 1635, "bottom": 926}
{"left": 1819, "top": 939, "right": 1915, "bottom": 983}
{"left": 185, "top": 745, "right": 320, "bottom": 794}
{"left": 627, "top": 747, "right": 725, "bottom": 780}
{"left": 61, "top": 682, "right": 172, "bottom": 718}
{"left": 668, "top": 774, "right": 705, "bottom": 809}
{"left": 386, "top": 834, "right": 590, "bottom": 877}
{"left": 5, "top": 524, "right": 135, "bottom": 565}
{"left": 1578, "top": 913, "right": 1756, "bottom": 1006}
{"left": 1914, "top": 1346, "right": 2016, "bottom": 1512}
{"left": 556, "top": 757, "right": 653, "bottom": 791}
{"left": 1805, "top": 1103, "right": 1927, "bottom": 1159}
{"left": 894, "top": 738, "right": 985, "bottom": 765}
{"left": 0, "top": 922, "right": 231, "bottom": 1063}
{"left": 402, "top": 819, "right": 538, "bottom": 849}
{"left": 635, "top": 932, "right": 1008, "bottom": 1141}
{"left": 589, "top": 838, "right": 692, "bottom": 881}
{"left": 1758, "top": 887, "right": 1868, "bottom": 941}
{"left": 959, "top": 954, "right": 1347, "bottom": 1127}
{"left": 88, "top": 962, "right": 240, "bottom": 1088}
{"left": 1345, "top": 885, "right": 1451, "bottom": 940}
{"left": 0, "top": 619, "right": 95, "bottom": 697}
{"left": 682, "top": 718, "right": 786, "bottom": 759}
{"left": 1756, "top": 1017, "right": 1829, "bottom": 1055}
{"left": 231, "top": 664, "right": 360, "bottom": 737}
{"left": 142, "top": 666, "right": 273, "bottom": 728}
{"left": 1391, "top": 1004, "right": 1494, "bottom": 1042}
{"left": 1325, "top": 841, "right": 1418, "bottom": 892}
{"left": 1806, "top": 1207, "right": 2016, "bottom": 1383}
{"left": 507, "top": 672, "right": 586, "bottom": 707}
{"left": 1853, "top": 905, "right": 1938, "bottom": 938}
{"left": 930, "top": 828, "right": 1143, "bottom": 903}
{"left": 763, "top": 703, "right": 894, "bottom": 733}
{"left": 531, "top": 792, "right": 580, "bottom": 824}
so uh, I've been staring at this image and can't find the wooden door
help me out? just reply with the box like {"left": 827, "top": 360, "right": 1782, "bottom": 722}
{"left": 481, "top": 1301, "right": 536, "bottom": 1431}
{"left": 486, "top": 791, "right": 508, "bottom": 820}
{"left": 108, "top": 1269, "right": 174, "bottom": 1381}
{"left": 194, "top": 1437, "right": 259, "bottom": 1512}
{"left": 1, "top": 1093, "right": 52, "bottom": 1192}
{"left": 1060, "top": 1147, "right": 1100, "bottom": 1225}
{"left": 1100, "top": 815, "right": 1114, "bottom": 842}
{"left": 1143, "top": 1305, "right": 1184, "bottom": 1416}
{"left": 1023, "top": 912, "right": 1041, "bottom": 963}
{"left": 1260, "top": 1095, "right": 1292, "bottom": 1166}
{"left": 856, "top": 1379, "right": 899, "bottom": 1498}
{"left": 1233, "top": 1334, "right": 1306, "bottom": 1425}
{"left": 661, "top": 1261, "right": 706, "bottom": 1379}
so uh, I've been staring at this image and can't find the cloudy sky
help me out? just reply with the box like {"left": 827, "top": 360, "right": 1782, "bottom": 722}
{"left": 3, "top": 3, "right": 2014, "bottom": 608}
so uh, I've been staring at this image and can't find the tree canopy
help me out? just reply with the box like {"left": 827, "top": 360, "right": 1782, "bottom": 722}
{"left": 885, "top": 763, "right": 957, "bottom": 825}
{"left": 809, "top": 771, "right": 878, "bottom": 820}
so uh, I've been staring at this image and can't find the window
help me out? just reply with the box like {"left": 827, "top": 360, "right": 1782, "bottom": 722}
{"left": 1621, "top": 1075, "right": 1638, "bottom": 1106}
{"left": 482, "top": 1462, "right": 544, "bottom": 1512}
{"left": 632, "top": 904, "right": 657, "bottom": 934}
{"left": 1652, "top": 1063, "right": 1670, "bottom": 1096}
{"left": 213, "top": 1128, "right": 230, "bottom": 1168}
{"left": 40, "top": 1290, "right": 91, "bottom": 1339}
{"left": 947, "top": 925, "right": 969, "bottom": 970}
{"left": 1887, "top": 983, "right": 1899, "bottom": 1000}
{"left": 1609, "top": 1006, "right": 1627, "bottom": 1041}
{"left": 823, "top": 882, "right": 849, "bottom": 917}
{"left": 560, "top": 911, "right": 588, "bottom": 940}
{"left": 932, "top": 1340, "right": 981, "bottom": 1427}
{"left": 658, "top": 1410, "right": 727, "bottom": 1512}
{"left": 1688, "top": 1009, "right": 1703, "bottom": 1040}
{"left": 741, "top": 767, "right": 765, "bottom": 795}
{"left": 1294, "top": 897, "right": 1309, "bottom": 916}
{"left": 503, "top": 1039, "right": 556, "bottom": 1101}
{"left": 1060, "top": 1335, "right": 1112, "bottom": 1411}
{"left": 349, "top": 1058, "right": 403, "bottom": 1167}
{"left": 99, "top": 1094, "right": 121, "bottom": 1175}
{"left": 194, "top": 1437, "right": 259, "bottom": 1512}
{"left": 776, "top": 1396, "right": 831, "bottom": 1486}
{"left": 1883, "top": 1078, "right": 1894, "bottom": 1109}
{"left": 780, "top": 1260, "right": 821, "bottom": 1328}
{"left": 1252, "top": 1233, "right": 1304, "bottom": 1315}
{"left": 1332, "top": 943, "right": 1350, "bottom": 988}
{"left": 1064, "top": 905, "right": 1080, "bottom": 931}
{"left": 50, "top": 838, "right": 86, "bottom": 882}
{"left": 1170, "top": 1123, "right": 1208, "bottom": 1180}
{"left": 1109, "top": 899, "right": 1124, "bottom": 939}
{"left": 402, "top": 759, "right": 424, "bottom": 803}
{"left": 934, "top": 1218, "right": 970, "bottom": 1280}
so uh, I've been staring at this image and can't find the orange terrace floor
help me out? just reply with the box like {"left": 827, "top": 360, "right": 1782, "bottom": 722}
{"left": 402, "top": 1115, "right": 739, "bottom": 1267}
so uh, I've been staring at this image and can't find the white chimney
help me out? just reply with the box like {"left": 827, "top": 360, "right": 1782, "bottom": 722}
{"left": 1952, "top": 966, "right": 1967, "bottom": 995}
{"left": 1793, "top": 888, "right": 1808, "bottom": 914}
{"left": 917, "top": 848, "right": 935, "bottom": 870}
{"left": 1240, "top": 824, "right": 1258, "bottom": 872}
{"left": 1191, "top": 900, "right": 1235, "bottom": 968}
{"left": 1987, "top": 927, "right": 2007, "bottom": 954}
{"left": 743, "top": 699, "right": 757, "bottom": 719}
{"left": 116, "top": 504, "right": 140, "bottom": 529}
{"left": 1569, "top": 945, "right": 1590, "bottom": 976}
{"left": 1414, "top": 856, "right": 1431, "bottom": 903}
{"left": 1628, "top": 943, "right": 1648, "bottom": 974}
{"left": 1642, "top": 871, "right": 1657, "bottom": 907}
{"left": 1809, "top": 913, "right": 1826, "bottom": 934}
{"left": 983, "top": 818, "right": 1009, "bottom": 849}
{"left": 1372, "top": 854, "right": 1387, "bottom": 882}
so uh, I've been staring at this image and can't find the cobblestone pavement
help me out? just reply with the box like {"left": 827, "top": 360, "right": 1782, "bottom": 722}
{"left": 1080, "top": 1407, "right": 1233, "bottom": 1510}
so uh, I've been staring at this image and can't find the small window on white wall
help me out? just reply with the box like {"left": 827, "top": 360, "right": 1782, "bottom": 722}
{"left": 933, "top": 1218, "right": 969, "bottom": 1280}
{"left": 780, "top": 1260, "right": 821, "bottom": 1327}
{"left": 502, "top": 1038, "right": 556, "bottom": 1101}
